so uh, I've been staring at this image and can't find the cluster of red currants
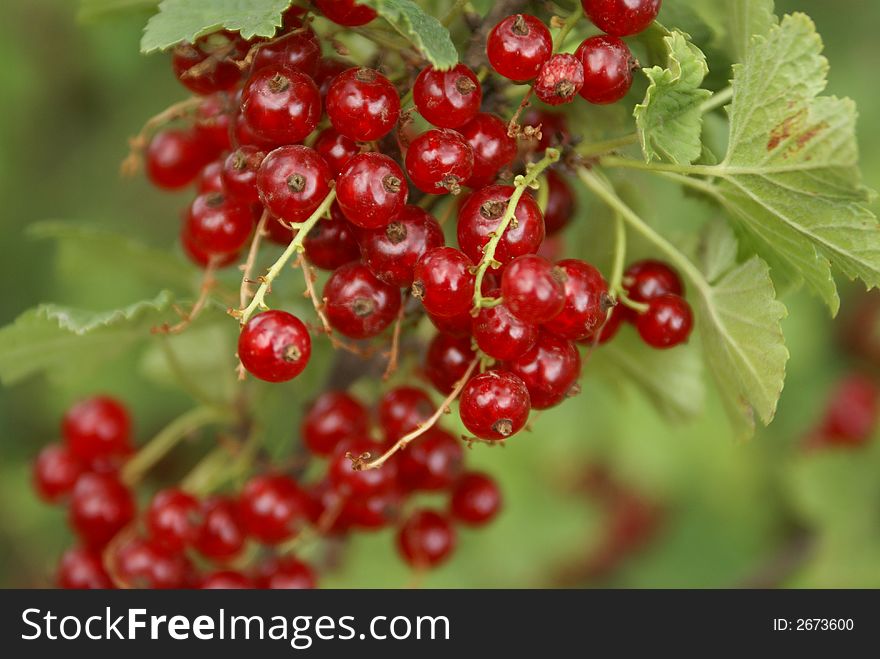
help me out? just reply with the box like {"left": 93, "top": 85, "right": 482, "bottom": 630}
{"left": 802, "top": 374, "right": 879, "bottom": 450}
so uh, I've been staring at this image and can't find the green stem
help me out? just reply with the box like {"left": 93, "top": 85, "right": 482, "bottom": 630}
{"left": 701, "top": 86, "right": 733, "bottom": 114}
{"left": 576, "top": 133, "right": 639, "bottom": 158}
{"left": 237, "top": 188, "right": 336, "bottom": 326}
{"left": 553, "top": 4, "right": 583, "bottom": 51}
{"left": 609, "top": 211, "right": 627, "bottom": 293}
{"left": 442, "top": 0, "right": 469, "bottom": 26}
{"left": 598, "top": 155, "right": 718, "bottom": 177}
{"left": 472, "top": 148, "right": 561, "bottom": 310}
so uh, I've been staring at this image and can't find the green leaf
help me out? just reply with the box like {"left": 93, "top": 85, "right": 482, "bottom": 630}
{"left": 727, "top": 0, "right": 776, "bottom": 61}
{"left": 78, "top": 0, "right": 160, "bottom": 22}
{"left": 662, "top": 0, "right": 776, "bottom": 62}
{"left": 635, "top": 31, "right": 712, "bottom": 165}
{"left": 694, "top": 221, "right": 788, "bottom": 437}
{"left": 141, "top": 0, "right": 290, "bottom": 53}
{"left": 0, "top": 291, "right": 174, "bottom": 386}
{"left": 705, "top": 13, "right": 878, "bottom": 315}
{"left": 361, "top": 0, "right": 458, "bottom": 69}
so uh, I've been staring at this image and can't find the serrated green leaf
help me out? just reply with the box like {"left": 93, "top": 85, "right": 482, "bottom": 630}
{"left": 662, "top": 0, "right": 776, "bottom": 62}
{"left": 0, "top": 291, "right": 174, "bottom": 386}
{"left": 361, "top": 0, "right": 458, "bottom": 69}
{"left": 727, "top": 0, "right": 776, "bottom": 61}
{"left": 141, "top": 0, "right": 290, "bottom": 53}
{"left": 635, "top": 31, "right": 712, "bottom": 165}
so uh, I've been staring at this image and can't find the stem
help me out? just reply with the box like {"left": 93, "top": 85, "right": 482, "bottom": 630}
{"left": 442, "top": 0, "right": 469, "bottom": 26}
{"left": 120, "top": 96, "right": 201, "bottom": 176}
{"left": 472, "top": 148, "right": 561, "bottom": 310}
{"left": 553, "top": 4, "right": 583, "bottom": 51}
{"left": 598, "top": 155, "right": 718, "bottom": 177}
{"left": 609, "top": 212, "right": 627, "bottom": 293}
{"left": 239, "top": 211, "right": 269, "bottom": 310}
{"left": 120, "top": 406, "right": 228, "bottom": 486}
{"left": 576, "top": 133, "right": 639, "bottom": 158}
{"left": 701, "top": 86, "right": 733, "bottom": 114}
{"left": 156, "top": 258, "right": 218, "bottom": 335}
{"left": 235, "top": 188, "right": 336, "bottom": 326}
{"left": 382, "top": 300, "right": 406, "bottom": 380}
{"left": 352, "top": 357, "right": 480, "bottom": 471}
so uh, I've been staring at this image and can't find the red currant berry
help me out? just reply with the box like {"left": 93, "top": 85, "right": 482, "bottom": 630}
{"left": 323, "top": 262, "right": 402, "bottom": 339}
{"left": 315, "top": 0, "right": 377, "bottom": 26}
{"left": 195, "top": 94, "right": 233, "bottom": 151}
{"left": 115, "top": 537, "right": 194, "bottom": 589}
{"left": 197, "top": 159, "right": 225, "bottom": 194}
{"left": 622, "top": 259, "right": 684, "bottom": 304}
{"left": 313, "top": 127, "right": 360, "bottom": 177}
{"left": 457, "top": 184, "right": 545, "bottom": 265}
{"left": 221, "top": 146, "right": 266, "bottom": 204}
{"left": 398, "top": 428, "right": 463, "bottom": 491}
{"left": 337, "top": 152, "right": 408, "bottom": 228}
{"left": 450, "top": 472, "right": 501, "bottom": 526}
{"left": 581, "top": 305, "right": 625, "bottom": 345}
{"left": 541, "top": 170, "right": 576, "bottom": 234}
{"left": 425, "top": 332, "right": 476, "bottom": 394}
{"left": 62, "top": 396, "right": 132, "bottom": 465}
{"left": 405, "top": 129, "right": 474, "bottom": 195}
{"left": 181, "top": 225, "right": 241, "bottom": 268}
{"left": 302, "top": 391, "right": 369, "bottom": 456}
{"left": 329, "top": 438, "right": 397, "bottom": 496}
{"left": 326, "top": 68, "right": 400, "bottom": 142}
{"left": 57, "top": 546, "right": 113, "bottom": 589}
{"left": 636, "top": 294, "right": 693, "bottom": 349}
{"left": 413, "top": 64, "right": 483, "bottom": 129}
{"left": 342, "top": 488, "right": 403, "bottom": 530}
{"left": 171, "top": 32, "right": 247, "bottom": 95}
{"left": 69, "top": 473, "right": 136, "bottom": 548}
{"left": 543, "top": 259, "right": 609, "bottom": 340}
{"left": 534, "top": 54, "right": 584, "bottom": 106}
{"left": 507, "top": 331, "right": 581, "bottom": 409}
{"left": 239, "top": 474, "right": 311, "bottom": 544}
{"left": 581, "top": 0, "right": 661, "bottom": 37}
{"left": 819, "top": 375, "right": 880, "bottom": 446}
{"left": 201, "top": 570, "right": 253, "bottom": 589}
{"left": 412, "top": 247, "right": 476, "bottom": 318}
{"left": 146, "top": 487, "right": 201, "bottom": 553}
{"left": 378, "top": 386, "right": 434, "bottom": 441}
{"left": 459, "top": 370, "right": 531, "bottom": 440}
{"left": 315, "top": 57, "right": 351, "bottom": 98}
{"left": 195, "top": 497, "right": 246, "bottom": 561}
{"left": 235, "top": 110, "right": 279, "bottom": 150}
{"left": 251, "top": 27, "right": 320, "bottom": 77}
{"left": 396, "top": 509, "right": 456, "bottom": 568}
{"left": 302, "top": 201, "right": 361, "bottom": 269}
{"left": 487, "top": 14, "right": 553, "bottom": 82}
{"left": 185, "top": 192, "right": 255, "bottom": 256}
{"left": 146, "top": 128, "right": 214, "bottom": 190}
{"left": 257, "top": 145, "right": 332, "bottom": 221}
{"left": 33, "top": 444, "right": 85, "bottom": 503}
{"left": 427, "top": 309, "right": 473, "bottom": 338}
{"left": 501, "top": 255, "right": 566, "bottom": 324}
{"left": 522, "top": 109, "right": 570, "bottom": 151}
{"left": 238, "top": 310, "right": 311, "bottom": 383}
{"left": 459, "top": 113, "right": 518, "bottom": 188}
{"left": 257, "top": 556, "right": 317, "bottom": 589}
{"left": 472, "top": 296, "right": 539, "bottom": 361}
{"left": 358, "top": 205, "right": 444, "bottom": 287}
{"left": 241, "top": 66, "right": 321, "bottom": 145}
{"left": 575, "top": 35, "right": 636, "bottom": 104}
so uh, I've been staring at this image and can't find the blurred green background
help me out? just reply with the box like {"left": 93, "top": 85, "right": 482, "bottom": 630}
{"left": 1, "top": 0, "right": 879, "bottom": 588}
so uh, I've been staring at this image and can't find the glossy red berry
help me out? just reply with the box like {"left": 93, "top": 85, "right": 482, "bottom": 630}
{"left": 396, "top": 509, "right": 456, "bottom": 568}
{"left": 69, "top": 472, "right": 136, "bottom": 548}
{"left": 62, "top": 396, "right": 132, "bottom": 465}
{"left": 459, "top": 370, "right": 531, "bottom": 440}
{"left": 181, "top": 225, "right": 241, "bottom": 268}
{"left": 239, "top": 474, "right": 311, "bottom": 544}
{"left": 238, "top": 310, "right": 311, "bottom": 383}
{"left": 622, "top": 259, "right": 684, "bottom": 304}
{"left": 201, "top": 570, "right": 253, "bottom": 589}
{"left": 358, "top": 205, "right": 444, "bottom": 287}
{"left": 425, "top": 332, "right": 476, "bottom": 394}
{"left": 172, "top": 32, "right": 247, "bottom": 95}
{"left": 544, "top": 259, "right": 609, "bottom": 340}
{"left": 146, "top": 487, "right": 201, "bottom": 553}
{"left": 323, "top": 262, "right": 402, "bottom": 339}
{"left": 314, "top": 57, "right": 351, "bottom": 98}
{"left": 329, "top": 438, "right": 397, "bottom": 496}
{"left": 507, "top": 331, "right": 581, "bottom": 409}
{"left": 575, "top": 35, "right": 636, "bottom": 104}
{"left": 221, "top": 146, "right": 266, "bottom": 204}
{"left": 487, "top": 14, "right": 553, "bottom": 82}
{"left": 326, "top": 68, "right": 400, "bottom": 142}
{"left": 405, "top": 129, "right": 474, "bottom": 195}
{"left": 185, "top": 192, "right": 254, "bottom": 256}
{"left": 197, "top": 159, "right": 225, "bottom": 194}
{"left": 195, "top": 95, "right": 233, "bottom": 151}
{"left": 257, "top": 556, "right": 317, "bottom": 589}
{"left": 315, "top": 0, "right": 377, "bottom": 26}
{"left": 341, "top": 488, "right": 403, "bottom": 530}
{"left": 582, "top": 305, "right": 625, "bottom": 345}
{"left": 541, "top": 170, "right": 576, "bottom": 234}
{"left": 472, "top": 296, "right": 539, "bottom": 361}
{"left": 534, "top": 54, "right": 584, "bottom": 106}
{"left": 257, "top": 145, "right": 332, "bottom": 221}
{"left": 57, "top": 546, "right": 113, "bottom": 589}
{"left": 302, "top": 391, "right": 369, "bottom": 456}
{"left": 459, "top": 113, "right": 518, "bottom": 188}
{"left": 251, "top": 28, "right": 320, "bottom": 77}
{"left": 195, "top": 497, "right": 246, "bottom": 561}
{"left": 146, "top": 128, "right": 214, "bottom": 190}
{"left": 398, "top": 428, "right": 463, "bottom": 491}
{"left": 115, "top": 537, "right": 193, "bottom": 589}
{"left": 501, "top": 255, "right": 566, "bottom": 324}
{"left": 581, "top": 0, "right": 661, "bottom": 37}
{"left": 413, "top": 64, "right": 482, "bottom": 129}
{"left": 819, "top": 375, "right": 880, "bottom": 446}
{"left": 427, "top": 309, "right": 473, "bottom": 338}
{"left": 302, "top": 201, "right": 361, "bottom": 270}
{"left": 636, "top": 294, "right": 693, "bottom": 348}
{"left": 241, "top": 66, "right": 322, "bottom": 145}
{"left": 313, "top": 127, "right": 360, "bottom": 177}
{"left": 457, "top": 184, "right": 545, "bottom": 265}
{"left": 378, "top": 386, "right": 434, "bottom": 441}
{"left": 412, "top": 247, "right": 476, "bottom": 318}
{"left": 450, "top": 472, "right": 502, "bottom": 526}
{"left": 33, "top": 444, "right": 85, "bottom": 503}
{"left": 337, "top": 152, "right": 408, "bottom": 228}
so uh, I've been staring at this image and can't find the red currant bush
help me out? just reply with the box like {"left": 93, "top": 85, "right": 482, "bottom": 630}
{"left": 459, "top": 370, "right": 531, "bottom": 440}
{"left": 238, "top": 310, "right": 312, "bottom": 382}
